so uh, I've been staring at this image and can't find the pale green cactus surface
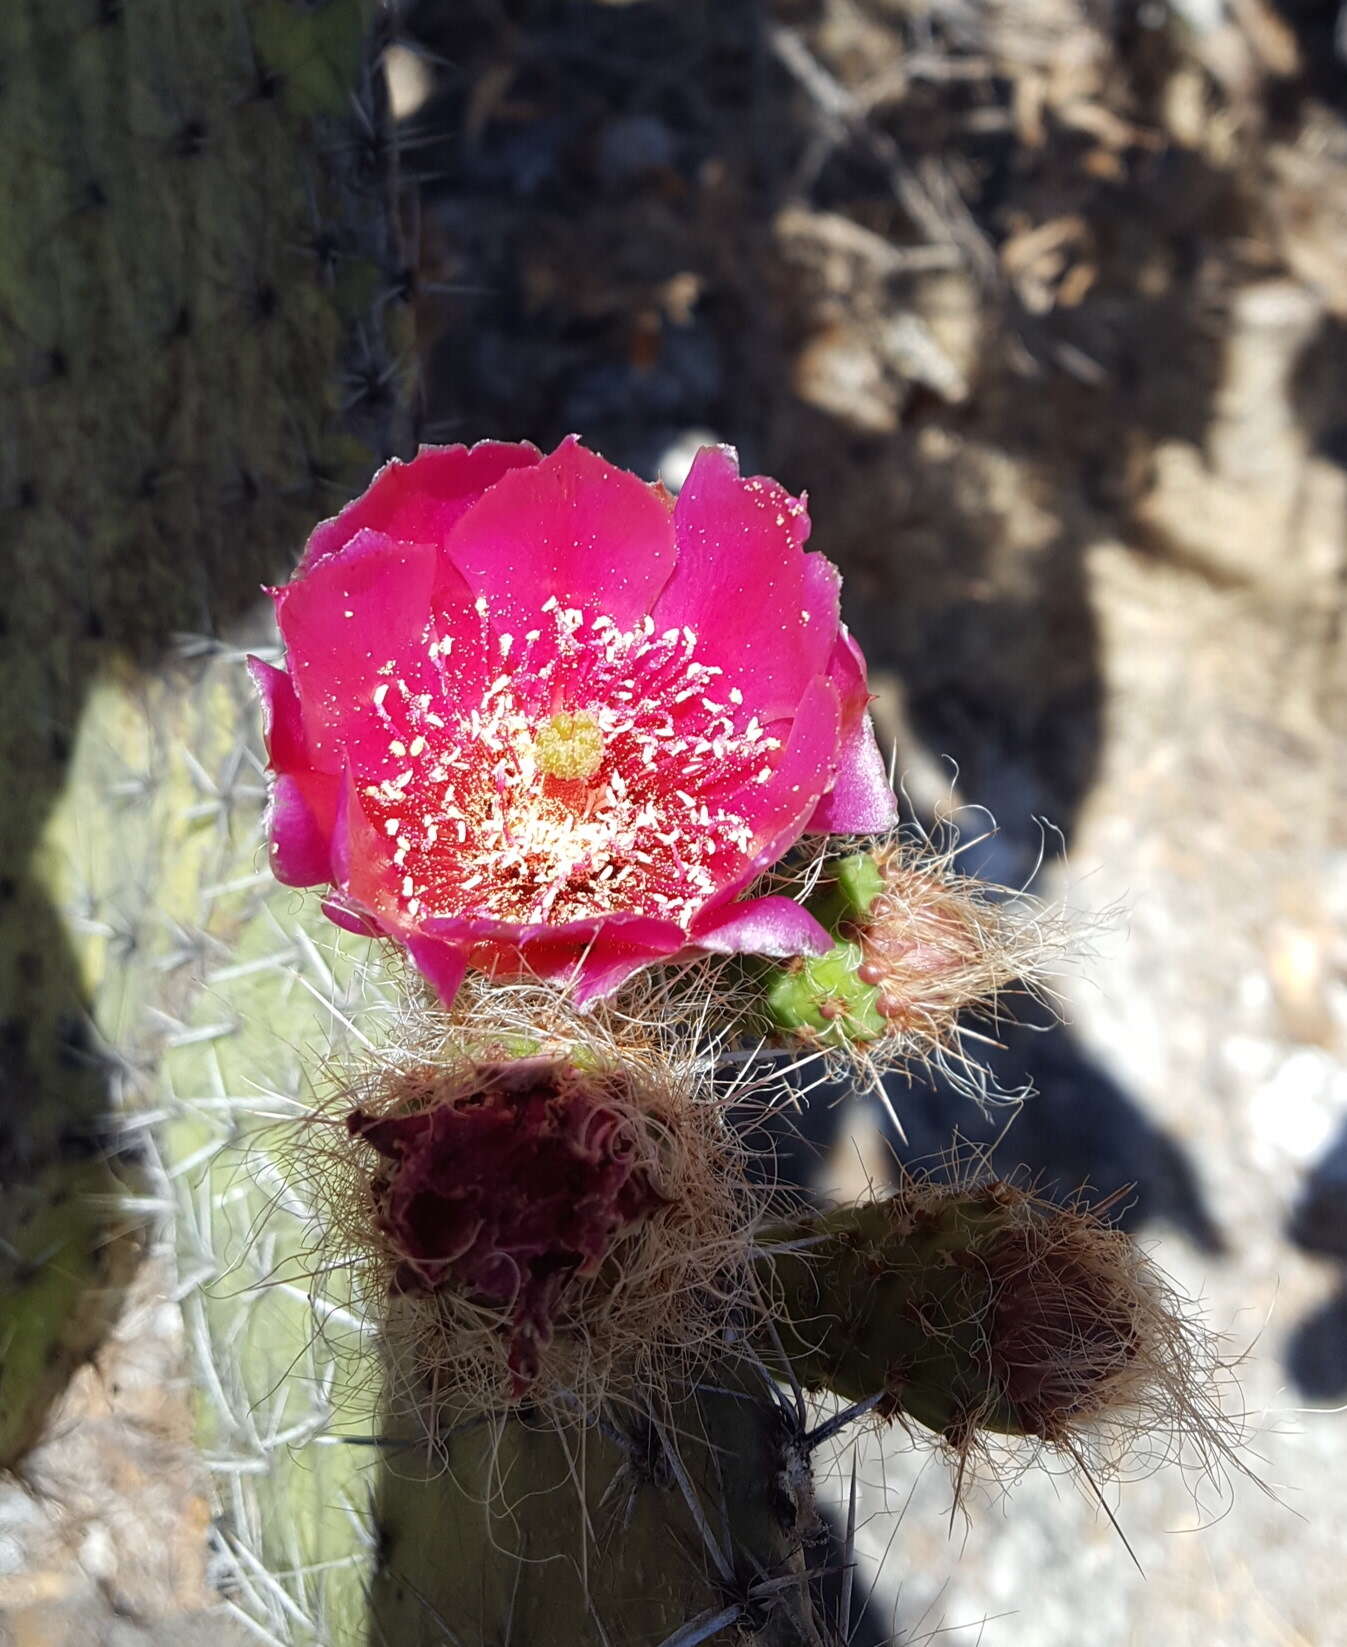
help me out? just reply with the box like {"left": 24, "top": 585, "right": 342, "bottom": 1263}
{"left": 0, "top": 0, "right": 400, "bottom": 1496}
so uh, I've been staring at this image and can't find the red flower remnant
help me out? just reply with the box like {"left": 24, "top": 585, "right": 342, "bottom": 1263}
{"left": 251, "top": 436, "right": 896, "bottom": 1004}
{"left": 984, "top": 1225, "right": 1142, "bottom": 1441}
{"left": 348, "top": 1059, "right": 669, "bottom": 1391}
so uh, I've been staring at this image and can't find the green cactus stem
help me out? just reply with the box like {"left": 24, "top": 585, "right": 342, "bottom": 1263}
{"left": 758, "top": 844, "right": 1030, "bottom": 1057}
{"left": 806, "top": 850, "right": 887, "bottom": 933}
{"left": 371, "top": 1364, "right": 820, "bottom": 1647}
{"left": 762, "top": 938, "right": 889, "bottom": 1047}
{"left": 763, "top": 1187, "right": 1155, "bottom": 1445}
{"left": 366, "top": 1178, "right": 1173, "bottom": 1645}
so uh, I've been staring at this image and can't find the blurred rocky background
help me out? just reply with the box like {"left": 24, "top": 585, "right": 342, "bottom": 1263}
{"left": 5, "top": 0, "right": 1347, "bottom": 1642}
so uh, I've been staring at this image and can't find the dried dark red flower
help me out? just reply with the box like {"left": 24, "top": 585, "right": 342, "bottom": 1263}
{"left": 348, "top": 1058, "right": 669, "bottom": 1389}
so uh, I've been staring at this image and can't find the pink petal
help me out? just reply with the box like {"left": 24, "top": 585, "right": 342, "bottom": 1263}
{"left": 438, "top": 436, "right": 677, "bottom": 637}
{"left": 718, "top": 675, "right": 843, "bottom": 895}
{"left": 420, "top": 912, "right": 684, "bottom": 961}
{"left": 248, "top": 657, "right": 322, "bottom": 772}
{"left": 807, "top": 714, "right": 896, "bottom": 833}
{"left": 406, "top": 935, "right": 470, "bottom": 1006}
{"left": 273, "top": 530, "right": 439, "bottom": 768}
{"left": 530, "top": 917, "right": 686, "bottom": 1004}
{"left": 321, "top": 894, "right": 385, "bottom": 938}
{"left": 420, "top": 914, "right": 536, "bottom": 948}
{"left": 298, "top": 441, "right": 543, "bottom": 575}
{"left": 267, "top": 774, "right": 335, "bottom": 887}
{"left": 824, "top": 625, "right": 869, "bottom": 722}
{"left": 331, "top": 766, "right": 402, "bottom": 924}
{"left": 520, "top": 912, "right": 685, "bottom": 953}
{"left": 426, "top": 554, "right": 520, "bottom": 715}
{"left": 655, "top": 446, "right": 835, "bottom": 719}
{"left": 416, "top": 913, "right": 686, "bottom": 1003}
{"left": 807, "top": 627, "right": 897, "bottom": 833}
{"left": 419, "top": 912, "right": 649, "bottom": 949}
{"left": 565, "top": 946, "right": 676, "bottom": 1005}
{"left": 690, "top": 895, "right": 832, "bottom": 958}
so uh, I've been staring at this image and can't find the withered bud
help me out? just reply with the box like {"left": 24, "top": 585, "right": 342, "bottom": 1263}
{"left": 348, "top": 1058, "right": 668, "bottom": 1391}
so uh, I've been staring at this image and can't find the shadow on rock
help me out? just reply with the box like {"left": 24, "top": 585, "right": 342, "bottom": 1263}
{"left": 1286, "top": 1115, "right": 1347, "bottom": 1398}
{"left": 738, "top": 1013, "right": 1224, "bottom": 1259}
{"left": 881, "top": 1017, "right": 1225, "bottom": 1254}
{"left": 1286, "top": 1284, "right": 1347, "bottom": 1402}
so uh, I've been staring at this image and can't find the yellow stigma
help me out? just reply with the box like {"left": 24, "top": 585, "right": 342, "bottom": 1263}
{"left": 534, "top": 709, "right": 605, "bottom": 782}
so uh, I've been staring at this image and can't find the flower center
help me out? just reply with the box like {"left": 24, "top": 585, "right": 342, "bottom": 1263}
{"left": 533, "top": 709, "right": 604, "bottom": 783}
{"left": 360, "top": 600, "right": 783, "bottom": 928}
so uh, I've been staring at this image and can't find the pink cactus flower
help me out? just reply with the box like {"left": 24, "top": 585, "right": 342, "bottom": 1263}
{"left": 250, "top": 437, "right": 896, "bottom": 1004}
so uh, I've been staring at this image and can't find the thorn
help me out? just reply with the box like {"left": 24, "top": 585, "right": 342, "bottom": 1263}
{"left": 840, "top": 1455, "right": 858, "bottom": 1638}
{"left": 652, "top": 1604, "right": 743, "bottom": 1647}
{"left": 379, "top": 1571, "right": 466, "bottom": 1645}
{"left": 652, "top": 1412, "right": 734, "bottom": 1584}
{"left": 1066, "top": 1440, "right": 1146, "bottom": 1576}
{"left": 807, "top": 1393, "right": 884, "bottom": 1452}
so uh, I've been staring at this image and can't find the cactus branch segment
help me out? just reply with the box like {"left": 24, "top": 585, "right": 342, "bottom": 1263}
{"left": 758, "top": 843, "right": 1058, "bottom": 1065}
{"left": 370, "top": 1367, "right": 821, "bottom": 1647}
{"left": 364, "top": 1174, "right": 1209, "bottom": 1646}
{"left": 762, "top": 852, "right": 888, "bottom": 1047}
{"left": 762, "top": 1187, "right": 1169, "bottom": 1447}
{"left": 0, "top": 0, "right": 403, "bottom": 1463}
